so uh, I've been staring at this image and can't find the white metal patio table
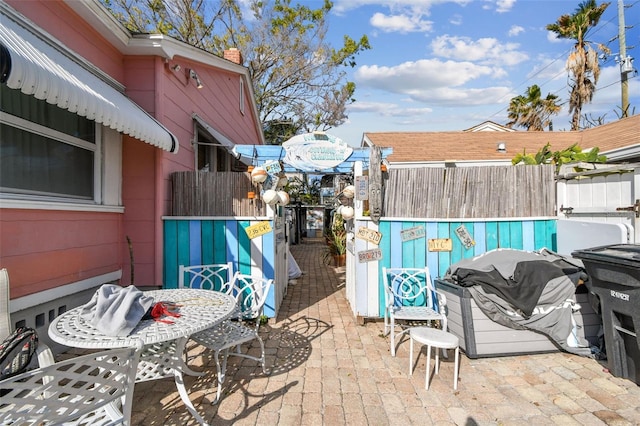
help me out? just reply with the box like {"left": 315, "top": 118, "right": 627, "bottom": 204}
{"left": 49, "top": 288, "right": 237, "bottom": 426}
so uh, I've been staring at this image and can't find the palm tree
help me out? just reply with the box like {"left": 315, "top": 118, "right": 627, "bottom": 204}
{"left": 546, "top": 0, "right": 610, "bottom": 130}
{"left": 506, "top": 85, "right": 561, "bottom": 131}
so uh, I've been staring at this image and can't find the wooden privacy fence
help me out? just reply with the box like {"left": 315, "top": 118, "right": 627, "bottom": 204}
{"left": 384, "top": 165, "right": 555, "bottom": 218}
{"left": 172, "top": 171, "right": 264, "bottom": 216}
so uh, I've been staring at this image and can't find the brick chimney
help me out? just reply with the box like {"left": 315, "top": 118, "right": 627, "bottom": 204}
{"left": 224, "top": 48, "right": 243, "bottom": 65}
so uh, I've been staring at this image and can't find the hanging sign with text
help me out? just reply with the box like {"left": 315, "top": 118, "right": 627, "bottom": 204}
{"left": 355, "top": 176, "right": 368, "bottom": 200}
{"left": 400, "top": 226, "right": 425, "bottom": 242}
{"left": 356, "top": 227, "right": 382, "bottom": 245}
{"left": 428, "top": 238, "right": 453, "bottom": 252}
{"left": 455, "top": 224, "right": 476, "bottom": 249}
{"left": 244, "top": 221, "right": 272, "bottom": 239}
{"left": 358, "top": 248, "right": 382, "bottom": 263}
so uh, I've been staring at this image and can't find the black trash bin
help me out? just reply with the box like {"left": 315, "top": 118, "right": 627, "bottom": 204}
{"left": 572, "top": 244, "right": 640, "bottom": 385}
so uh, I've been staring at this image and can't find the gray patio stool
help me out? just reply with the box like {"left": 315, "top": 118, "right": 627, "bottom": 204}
{"left": 409, "top": 326, "right": 460, "bottom": 390}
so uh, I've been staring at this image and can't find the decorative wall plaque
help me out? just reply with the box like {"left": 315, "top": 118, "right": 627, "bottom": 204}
{"left": 454, "top": 225, "right": 475, "bottom": 249}
{"left": 401, "top": 226, "right": 425, "bottom": 242}
{"left": 244, "top": 221, "right": 272, "bottom": 239}
{"left": 358, "top": 248, "right": 382, "bottom": 263}
{"left": 428, "top": 238, "right": 453, "bottom": 252}
{"left": 356, "top": 227, "right": 382, "bottom": 245}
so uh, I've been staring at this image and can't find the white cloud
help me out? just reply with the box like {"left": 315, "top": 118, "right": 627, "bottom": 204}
{"left": 346, "top": 101, "right": 399, "bottom": 113}
{"left": 354, "top": 59, "right": 513, "bottom": 106}
{"left": 357, "top": 59, "right": 495, "bottom": 88}
{"left": 449, "top": 14, "right": 463, "bottom": 25}
{"left": 332, "top": 0, "right": 471, "bottom": 15}
{"left": 430, "top": 35, "right": 528, "bottom": 66}
{"left": 495, "top": 0, "right": 516, "bottom": 13}
{"left": 410, "top": 86, "right": 515, "bottom": 105}
{"left": 370, "top": 12, "right": 433, "bottom": 33}
{"left": 508, "top": 25, "right": 524, "bottom": 37}
{"left": 526, "top": 55, "right": 567, "bottom": 82}
{"left": 547, "top": 31, "right": 562, "bottom": 43}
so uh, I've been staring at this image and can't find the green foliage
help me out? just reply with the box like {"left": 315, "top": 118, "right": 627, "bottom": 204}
{"left": 506, "top": 85, "right": 561, "bottom": 131}
{"left": 284, "top": 176, "right": 321, "bottom": 205}
{"left": 512, "top": 142, "right": 607, "bottom": 170}
{"left": 322, "top": 212, "right": 346, "bottom": 264}
{"left": 99, "top": 0, "right": 371, "bottom": 144}
{"left": 546, "top": 0, "right": 611, "bottom": 130}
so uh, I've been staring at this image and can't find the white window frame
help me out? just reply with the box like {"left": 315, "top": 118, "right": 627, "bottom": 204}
{"left": 0, "top": 111, "right": 123, "bottom": 212}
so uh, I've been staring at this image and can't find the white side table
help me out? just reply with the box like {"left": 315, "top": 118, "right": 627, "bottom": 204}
{"left": 409, "top": 326, "right": 460, "bottom": 390}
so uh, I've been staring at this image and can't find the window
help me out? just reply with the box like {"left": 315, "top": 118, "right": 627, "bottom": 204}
{"left": 195, "top": 124, "right": 244, "bottom": 172}
{"left": 0, "top": 85, "right": 100, "bottom": 201}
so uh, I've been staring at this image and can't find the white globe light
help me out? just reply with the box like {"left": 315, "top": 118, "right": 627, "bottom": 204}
{"left": 262, "top": 189, "right": 280, "bottom": 205}
{"left": 343, "top": 185, "right": 355, "bottom": 199}
{"left": 277, "top": 191, "right": 290, "bottom": 205}
{"left": 251, "top": 167, "right": 268, "bottom": 183}
{"left": 340, "top": 206, "right": 354, "bottom": 220}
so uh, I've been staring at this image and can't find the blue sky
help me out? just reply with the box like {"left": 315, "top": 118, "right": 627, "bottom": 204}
{"left": 309, "top": 0, "right": 640, "bottom": 146}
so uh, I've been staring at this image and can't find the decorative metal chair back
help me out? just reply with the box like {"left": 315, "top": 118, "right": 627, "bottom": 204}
{"left": 0, "top": 345, "right": 141, "bottom": 425}
{"left": 231, "top": 273, "right": 273, "bottom": 322}
{"left": 385, "top": 268, "right": 436, "bottom": 311}
{"left": 0, "top": 268, "right": 55, "bottom": 367}
{"left": 382, "top": 267, "right": 448, "bottom": 357}
{"left": 179, "top": 262, "right": 234, "bottom": 294}
{"left": 188, "top": 272, "right": 274, "bottom": 403}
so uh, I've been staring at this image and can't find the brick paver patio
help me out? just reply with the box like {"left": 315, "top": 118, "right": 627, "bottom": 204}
{"left": 120, "top": 238, "right": 640, "bottom": 425}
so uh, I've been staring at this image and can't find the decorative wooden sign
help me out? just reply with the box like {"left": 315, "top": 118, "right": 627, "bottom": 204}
{"left": 369, "top": 146, "right": 382, "bottom": 224}
{"left": 355, "top": 176, "right": 368, "bottom": 200}
{"left": 244, "top": 221, "right": 272, "bottom": 239}
{"left": 358, "top": 248, "right": 382, "bottom": 263}
{"left": 428, "top": 238, "right": 453, "bottom": 252}
{"left": 282, "top": 132, "right": 353, "bottom": 172}
{"left": 356, "top": 227, "right": 382, "bottom": 245}
{"left": 455, "top": 224, "right": 475, "bottom": 249}
{"left": 401, "top": 226, "right": 425, "bottom": 242}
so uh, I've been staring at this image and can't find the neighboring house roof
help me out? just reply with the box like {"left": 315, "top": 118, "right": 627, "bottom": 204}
{"left": 463, "top": 121, "right": 515, "bottom": 132}
{"left": 363, "top": 114, "right": 640, "bottom": 164}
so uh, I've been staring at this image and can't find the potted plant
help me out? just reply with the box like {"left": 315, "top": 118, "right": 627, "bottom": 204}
{"left": 322, "top": 213, "right": 347, "bottom": 266}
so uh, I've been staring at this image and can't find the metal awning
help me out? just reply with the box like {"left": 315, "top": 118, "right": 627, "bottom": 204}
{"left": 0, "top": 9, "right": 178, "bottom": 153}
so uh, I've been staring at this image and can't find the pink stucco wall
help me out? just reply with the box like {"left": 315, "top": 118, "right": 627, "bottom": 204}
{"left": 2, "top": 0, "right": 264, "bottom": 294}
{"left": 0, "top": 209, "right": 123, "bottom": 299}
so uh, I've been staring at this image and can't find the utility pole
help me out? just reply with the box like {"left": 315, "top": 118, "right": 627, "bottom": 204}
{"left": 618, "top": 0, "right": 630, "bottom": 118}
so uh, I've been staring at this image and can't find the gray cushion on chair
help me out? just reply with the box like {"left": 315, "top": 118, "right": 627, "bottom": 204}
{"left": 80, "top": 284, "right": 155, "bottom": 337}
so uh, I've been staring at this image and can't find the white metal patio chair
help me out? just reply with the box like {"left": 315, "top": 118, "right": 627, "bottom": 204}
{"left": 190, "top": 272, "right": 273, "bottom": 403}
{"left": 0, "top": 345, "right": 141, "bottom": 425}
{"left": 382, "top": 267, "right": 448, "bottom": 357}
{"left": 1, "top": 268, "right": 55, "bottom": 367}
{"left": 178, "top": 262, "right": 234, "bottom": 293}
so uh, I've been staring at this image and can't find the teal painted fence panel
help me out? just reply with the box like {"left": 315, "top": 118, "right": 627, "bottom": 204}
{"left": 163, "top": 218, "right": 278, "bottom": 317}
{"left": 377, "top": 219, "right": 557, "bottom": 291}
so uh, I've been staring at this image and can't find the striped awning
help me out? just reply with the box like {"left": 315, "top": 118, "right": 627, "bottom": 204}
{"left": 0, "top": 11, "right": 178, "bottom": 153}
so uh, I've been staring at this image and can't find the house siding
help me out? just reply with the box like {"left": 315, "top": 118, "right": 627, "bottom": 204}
{"left": 1, "top": 1, "right": 264, "bottom": 303}
{"left": 0, "top": 209, "right": 122, "bottom": 299}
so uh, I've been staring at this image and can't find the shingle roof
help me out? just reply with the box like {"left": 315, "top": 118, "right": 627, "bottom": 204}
{"left": 364, "top": 114, "right": 639, "bottom": 163}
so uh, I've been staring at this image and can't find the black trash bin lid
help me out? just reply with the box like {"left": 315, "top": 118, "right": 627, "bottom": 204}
{"left": 572, "top": 244, "right": 640, "bottom": 268}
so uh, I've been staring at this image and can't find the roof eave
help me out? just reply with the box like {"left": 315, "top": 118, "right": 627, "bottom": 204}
{"left": 64, "top": 0, "right": 265, "bottom": 145}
